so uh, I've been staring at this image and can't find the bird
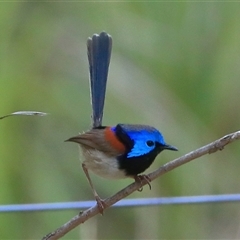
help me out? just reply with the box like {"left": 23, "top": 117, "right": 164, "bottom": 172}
{"left": 66, "top": 32, "right": 178, "bottom": 213}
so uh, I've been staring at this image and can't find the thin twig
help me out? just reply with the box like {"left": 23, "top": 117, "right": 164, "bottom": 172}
{"left": 42, "top": 130, "right": 240, "bottom": 240}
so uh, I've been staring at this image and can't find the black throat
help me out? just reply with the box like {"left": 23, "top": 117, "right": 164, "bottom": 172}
{"left": 117, "top": 146, "right": 164, "bottom": 176}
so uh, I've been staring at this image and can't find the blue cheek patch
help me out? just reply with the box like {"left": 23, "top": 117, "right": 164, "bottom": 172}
{"left": 127, "top": 140, "right": 154, "bottom": 157}
{"left": 111, "top": 124, "right": 166, "bottom": 158}
{"left": 126, "top": 130, "right": 165, "bottom": 158}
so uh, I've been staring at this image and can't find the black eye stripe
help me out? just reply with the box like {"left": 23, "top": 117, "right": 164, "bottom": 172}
{"left": 146, "top": 140, "right": 154, "bottom": 147}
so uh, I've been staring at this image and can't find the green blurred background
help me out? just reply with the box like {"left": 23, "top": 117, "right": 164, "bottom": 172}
{"left": 1, "top": 2, "right": 240, "bottom": 239}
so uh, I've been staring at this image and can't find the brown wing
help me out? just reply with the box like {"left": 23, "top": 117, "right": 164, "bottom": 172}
{"left": 66, "top": 128, "right": 123, "bottom": 157}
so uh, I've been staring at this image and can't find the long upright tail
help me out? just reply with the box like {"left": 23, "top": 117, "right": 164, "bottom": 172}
{"left": 87, "top": 32, "right": 112, "bottom": 128}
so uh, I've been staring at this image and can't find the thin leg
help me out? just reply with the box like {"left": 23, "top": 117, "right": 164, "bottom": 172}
{"left": 82, "top": 163, "right": 105, "bottom": 214}
{"left": 134, "top": 175, "right": 152, "bottom": 192}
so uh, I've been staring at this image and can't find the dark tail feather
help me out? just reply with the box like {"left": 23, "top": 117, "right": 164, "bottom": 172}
{"left": 87, "top": 32, "right": 112, "bottom": 128}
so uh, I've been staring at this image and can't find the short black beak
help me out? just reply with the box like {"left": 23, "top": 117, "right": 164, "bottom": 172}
{"left": 164, "top": 144, "right": 178, "bottom": 151}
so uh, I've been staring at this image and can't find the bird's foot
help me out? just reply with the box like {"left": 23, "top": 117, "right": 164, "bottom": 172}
{"left": 134, "top": 175, "right": 152, "bottom": 191}
{"left": 95, "top": 196, "right": 106, "bottom": 215}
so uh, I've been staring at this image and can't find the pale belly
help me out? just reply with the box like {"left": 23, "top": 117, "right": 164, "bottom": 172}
{"left": 79, "top": 147, "right": 127, "bottom": 179}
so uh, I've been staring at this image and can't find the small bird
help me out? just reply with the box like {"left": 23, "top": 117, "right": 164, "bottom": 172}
{"left": 66, "top": 32, "right": 177, "bottom": 212}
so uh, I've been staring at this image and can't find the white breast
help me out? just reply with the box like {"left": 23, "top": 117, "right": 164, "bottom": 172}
{"left": 79, "top": 147, "right": 127, "bottom": 179}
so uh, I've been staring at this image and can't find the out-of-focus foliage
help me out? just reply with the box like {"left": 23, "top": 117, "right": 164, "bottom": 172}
{"left": 1, "top": 2, "right": 240, "bottom": 239}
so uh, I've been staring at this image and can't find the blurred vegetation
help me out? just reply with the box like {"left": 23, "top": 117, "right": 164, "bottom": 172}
{"left": 1, "top": 2, "right": 240, "bottom": 239}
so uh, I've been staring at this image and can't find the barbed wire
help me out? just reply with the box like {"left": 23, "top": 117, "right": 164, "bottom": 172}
{"left": 1, "top": 194, "right": 240, "bottom": 213}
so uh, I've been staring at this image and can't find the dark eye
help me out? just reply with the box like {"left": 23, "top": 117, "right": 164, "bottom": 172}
{"left": 146, "top": 140, "right": 154, "bottom": 147}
